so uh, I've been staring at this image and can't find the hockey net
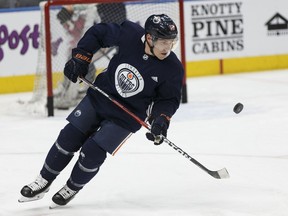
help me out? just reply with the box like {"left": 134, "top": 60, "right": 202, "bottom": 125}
{"left": 29, "top": 0, "right": 186, "bottom": 116}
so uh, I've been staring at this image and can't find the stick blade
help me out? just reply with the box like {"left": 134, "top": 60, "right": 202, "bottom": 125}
{"left": 209, "top": 168, "right": 230, "bottom": 179}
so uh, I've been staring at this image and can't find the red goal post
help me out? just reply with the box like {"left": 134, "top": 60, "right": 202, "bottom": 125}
{"left": 40, "top": 0, "right": 187, "bottom": 116}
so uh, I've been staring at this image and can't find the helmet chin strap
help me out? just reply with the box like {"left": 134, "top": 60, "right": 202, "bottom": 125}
{"left": 150, "top": 44, "right": 155, "bottom": 56}
{"left": 145, "top": 34, "right": 157, "bottom": 57}
{"left": 146, "top": 40, "right": 155, "bottom": 56}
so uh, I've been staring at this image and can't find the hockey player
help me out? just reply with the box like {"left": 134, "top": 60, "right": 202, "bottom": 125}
{"left": 19, "top": 14, "right": 184, "bottom": 207}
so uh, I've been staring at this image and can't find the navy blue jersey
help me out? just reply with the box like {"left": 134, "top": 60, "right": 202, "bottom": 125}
{"left": 77, "top": 20, "right": 184, "bottom": 132}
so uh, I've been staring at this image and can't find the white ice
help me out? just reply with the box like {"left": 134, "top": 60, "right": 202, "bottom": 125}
{"left": 1, "top": 69, "right": 288, "bottom": 216}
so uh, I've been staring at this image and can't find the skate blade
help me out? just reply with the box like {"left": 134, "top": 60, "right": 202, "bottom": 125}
{"left": 49, "top": 202, "right": 62, "bottom": 209}
{"left": 18, "top": 193, "right": 46, "bottom": 203}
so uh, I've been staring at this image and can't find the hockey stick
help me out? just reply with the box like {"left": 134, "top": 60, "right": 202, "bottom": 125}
{"left": 79, "top": 77, "right": 230, "bottom": 179}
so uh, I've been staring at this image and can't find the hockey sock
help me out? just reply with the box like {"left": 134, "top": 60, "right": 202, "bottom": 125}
{"left": 40, "top": 123, "right": 87, "bottom": 182}
{"left": 66, "top": 137, "right": 107, "bottom": 191}
{"left": 40, "top": 142, "right": 74, "bottom": 181}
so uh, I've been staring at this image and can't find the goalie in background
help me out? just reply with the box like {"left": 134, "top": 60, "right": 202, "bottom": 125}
{"left": 54, "top": 3, "right": 127, "bottom": 109}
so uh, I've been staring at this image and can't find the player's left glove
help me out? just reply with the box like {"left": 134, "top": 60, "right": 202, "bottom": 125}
{"left": 146, "top": 114, "right": 170, "bottom": 145}
{"left": 64, "top": 48, "right": 92, "bottom": 83}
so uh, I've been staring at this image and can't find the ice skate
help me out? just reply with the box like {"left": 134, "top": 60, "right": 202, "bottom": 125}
{"left": 49, "top": 184, "right": 78, "bottom": 208}
{"left": 18, "top": 175, "right": 52, "bottom": 203}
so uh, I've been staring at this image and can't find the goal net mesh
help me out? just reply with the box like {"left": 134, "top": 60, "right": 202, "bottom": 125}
{"left": 29, "top": 0, "right": 183, "bottom": 116}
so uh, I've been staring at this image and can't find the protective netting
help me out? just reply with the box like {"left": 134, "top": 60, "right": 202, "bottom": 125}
{"left": 29, "top": 0, "right": 182, "bottom": 115}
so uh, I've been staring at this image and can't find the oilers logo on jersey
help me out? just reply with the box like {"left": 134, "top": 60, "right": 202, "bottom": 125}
{"left": 115, "top": 63, "right": 144, "bottom": 98}
{"left": 74, "top": 109, "right": 82, "bottom": 117}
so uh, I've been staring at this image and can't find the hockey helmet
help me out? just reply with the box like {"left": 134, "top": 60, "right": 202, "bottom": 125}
{"left": 145, "top": 14, "right": 178, "bottom": 40}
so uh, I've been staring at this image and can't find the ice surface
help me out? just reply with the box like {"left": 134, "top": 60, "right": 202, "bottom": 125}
{"left": 1, "top": 70, "right": 288, "bottom": 216}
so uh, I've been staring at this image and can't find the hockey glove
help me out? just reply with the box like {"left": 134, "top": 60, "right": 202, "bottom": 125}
{"left": 64, "top": 48, "right": 92, "bottom": 83}
{"left": 146, "top": 114, "right": 170, "bottom": 145}
{"left": 57, "top": 7, "right": 73, "bottom": 24}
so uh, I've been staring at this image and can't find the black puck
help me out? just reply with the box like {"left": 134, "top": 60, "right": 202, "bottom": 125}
{"left": 233, "top": 103, "right": 244, "bottom": 114}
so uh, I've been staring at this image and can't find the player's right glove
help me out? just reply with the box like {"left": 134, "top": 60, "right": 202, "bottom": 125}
{"left": 146, "top": 114, "right": 170, "bottom": 145}
{"left": 64, "top": 48, "right": 92, "bottom": 83}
